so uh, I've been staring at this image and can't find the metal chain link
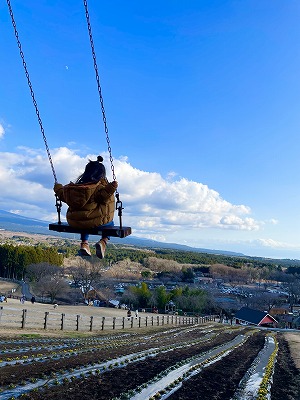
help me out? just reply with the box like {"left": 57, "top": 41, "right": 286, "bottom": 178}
{"left": 6, "top": 0, "right": 58, "bottom": 184}
{"left": 83, "top": 0, "right": 117, "bottom": 185}
{"left": 83, "top": 0, "right": 124, "bottom": 226}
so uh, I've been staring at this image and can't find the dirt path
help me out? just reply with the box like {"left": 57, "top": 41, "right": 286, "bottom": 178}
{"left": 284, "top": 332, "right": 300, "bottom": 369}
{"left": 271, "top": 334, "right": 300, "bottom": 399}
{"left": 0, "top": 280, "right": 20, "bottom": 294}
{"left": 0, "top": 298, "right": 174, "bottom": 336}
{"left": 0, "top": 298, "right": 156, "bottom": 318}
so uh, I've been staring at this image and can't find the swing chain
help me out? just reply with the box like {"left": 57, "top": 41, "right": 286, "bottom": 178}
{"left": 115, "top": 193, "right": 124, "bottom": 229}
{"left": 55, "top": 195, "right": 63, "bottom": 224}
{"left": 83, "top": 0, "right": 116, "bottom": 184}
{"left": 83, "top": 0, "right": 125, "bottom": 227}
{"left": 6, "top": 0, "right": 58, "bottom": 185}
{"left": 7, "top": 0, "right": 126, "bottom": 229}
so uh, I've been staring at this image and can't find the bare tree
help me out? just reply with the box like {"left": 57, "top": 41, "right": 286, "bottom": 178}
{"left": 26, "top": 262, "right": 62, "bottom": 282}
{"left": 36, "top": 276, "right": 69, "bottom": 303}
{"left": 282, "top": 274, "right": 300, "bottom": 312}
{"left": 67, "top": 258, "right": 101, "bottom": 300}
{"left": 256, "top": 267, "right": 270, "bottom": 288}
{"left": 143, "top": 257, "right": 181, "bottom": 273}
{"left": 246, "top": 291, "right": 285, "bottom": 312}
{"left": 102, "top": 259, "right": 143, "bottom": 280}
{"left": 121, "top": 290, "right": 139, "bottom": 309}
{"left": 210, "top": 264, "right": 248, "bottom": 288}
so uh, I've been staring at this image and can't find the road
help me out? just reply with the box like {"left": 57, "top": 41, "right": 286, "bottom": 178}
{"left": 20, "top": 280, "right": 33, "bottom": 300}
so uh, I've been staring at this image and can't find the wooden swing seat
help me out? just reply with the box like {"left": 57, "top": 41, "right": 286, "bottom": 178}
{"left": 49, "top": 223, "right": 132, "bottom": 238}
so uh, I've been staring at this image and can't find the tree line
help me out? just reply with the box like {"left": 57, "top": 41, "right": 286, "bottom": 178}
{"left": 2, "top": 239, "right": 300, "bottom": 310}
{"left": 120, "top": 282, "right": 215, "bottom": 314}
{"left": 40, "top": 239, "right": 300, "bottom": 272}
{"left": 0, "top": 244, "right": 63, "bottom": 280}
{"left": 25, "top": 258, "right": 215, "bottom": 313}
{"left": 98, "top": 245, "right": 300, "bottom": 271}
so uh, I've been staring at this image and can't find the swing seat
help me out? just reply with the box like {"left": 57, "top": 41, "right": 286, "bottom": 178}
{"left": 49, "top": 223, "right": 132, "bottom": 238}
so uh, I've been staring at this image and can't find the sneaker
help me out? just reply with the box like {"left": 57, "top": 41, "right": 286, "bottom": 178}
{"left": 79, "top": 242, "right": 91, "bottom": 257}
{"left": 96, "top": 239, "right": 106, "bottom": 259}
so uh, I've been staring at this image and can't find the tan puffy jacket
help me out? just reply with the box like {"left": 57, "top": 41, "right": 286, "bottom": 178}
{"left": 54, "top": 178, "right": 117, "bottom": 229}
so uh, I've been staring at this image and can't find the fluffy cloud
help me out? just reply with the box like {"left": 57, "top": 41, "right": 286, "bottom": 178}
{"left": 113, "top": 158, "right": 260, "bottom": 233}
{"left": 0, "top": 147, "right": 262, "bottom": 235}
{"left": 254, "top": 238, "right": 299, "bottom": 249}
{"left": 0, "top": 124, "right": 4, "bottom": 139}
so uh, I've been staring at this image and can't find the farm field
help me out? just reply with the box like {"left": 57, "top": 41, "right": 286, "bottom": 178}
{"left": 0, "top": 321, "right": 300, "bottom": 399}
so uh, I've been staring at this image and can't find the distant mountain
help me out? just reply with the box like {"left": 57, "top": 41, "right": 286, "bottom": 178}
{"left": 0, "top": 209, "right": 245, "bottom": 257}
{"left": 0, "top": 210, "right": 49, "bottom": 230}
{"left": 111, "top": 235, "right": 247, "bottom": 257}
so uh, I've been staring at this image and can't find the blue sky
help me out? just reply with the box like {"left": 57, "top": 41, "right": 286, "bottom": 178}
{"left": 1, "top": 0, "right": 300, "bottom": 258}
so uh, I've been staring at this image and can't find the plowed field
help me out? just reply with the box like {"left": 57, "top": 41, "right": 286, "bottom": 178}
{"left": 0, "top": 325, "right": 299, "bottom": 400}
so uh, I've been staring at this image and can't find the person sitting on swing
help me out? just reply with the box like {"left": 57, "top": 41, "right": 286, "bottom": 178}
{"left": 54, "top": 156, "right": 118, "bottom": 258}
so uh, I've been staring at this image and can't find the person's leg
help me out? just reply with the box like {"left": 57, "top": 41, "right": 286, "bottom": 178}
{"left": 101, "top": 220, "right": 114, "bottom": 242}
{"left": 95, "top": 221, "right": 114, "bottom": 259}
{"left": 79, "top": 233, "right": 91, "bottom": 256}
{"left": 81, "top": 233, "right": 89, "bottom": 242}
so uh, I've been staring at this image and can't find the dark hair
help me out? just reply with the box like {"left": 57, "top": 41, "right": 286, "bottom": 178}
{"left": 76, "top": 157, "right": 106, "bottom": 184}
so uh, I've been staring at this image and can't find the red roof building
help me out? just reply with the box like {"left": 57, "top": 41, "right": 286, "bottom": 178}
{"left": 235, "top": 307, "right": 277, "bottom": 327}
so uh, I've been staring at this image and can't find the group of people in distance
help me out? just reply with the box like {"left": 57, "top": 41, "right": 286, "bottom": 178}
{"left": 54, "top": 156, "right": 118, "bottom": 259}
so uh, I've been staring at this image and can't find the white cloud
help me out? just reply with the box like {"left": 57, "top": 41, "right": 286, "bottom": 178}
{"left": 0, "top": 124, "right": 4, "bottom": 139}
{"left": 166, "top": 171, "right": 178, "bottom": 180}
{"left": 0, "top": 147, "right": 264, "bottom": 237}
{"left": 214, "top": 237, "right": 300, "bottom": 254}
{"left": 254, "top": 238, "right": 299, "bottom": 249}
{"left": 113, "top": 158, "right": 261, "bottom": 233}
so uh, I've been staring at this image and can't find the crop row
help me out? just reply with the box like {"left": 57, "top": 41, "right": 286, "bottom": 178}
{"left": 0, "top": 325, "right": 245, "bottom": 399}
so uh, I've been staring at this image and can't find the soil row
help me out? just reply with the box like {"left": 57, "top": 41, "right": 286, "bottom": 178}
{"left": 20, "top": 331, "right": 257, "bottom": 400}
{"left": 271, "top": 334, "right": 300, "bottom": 400}
{"left": 168, "top": 331, "right": 266, "bottom": 400}
{"left": 0, "top": 326, "right": 231, "bottom": 387}
{"left": 1, "top": 325, "right": 300, "bottom": 400}
{"left": 1, "top": 327, "right": 245, "bottom": 399}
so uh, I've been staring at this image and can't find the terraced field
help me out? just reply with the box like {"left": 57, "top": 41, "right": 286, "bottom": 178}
{"left": 0, "top": 323, "right": 299, "bottom": 399}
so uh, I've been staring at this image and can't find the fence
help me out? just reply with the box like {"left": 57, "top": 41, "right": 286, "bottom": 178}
{"left": 0, "top": 306, "right": 217, "bottom": 332}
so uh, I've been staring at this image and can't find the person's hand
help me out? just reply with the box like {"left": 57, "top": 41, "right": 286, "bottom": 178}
{"left": 112, "top": 181, "right": 118, "bottom": 189}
